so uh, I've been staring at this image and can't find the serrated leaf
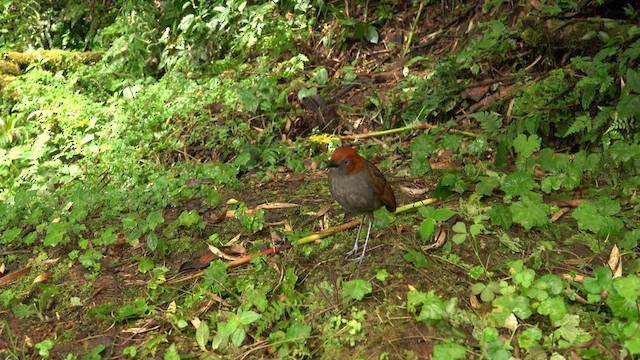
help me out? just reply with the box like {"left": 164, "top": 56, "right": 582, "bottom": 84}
{"left": 404, "top": 249, "right": 430, "bottom": 268}
{"left": 502, "top": 171, "right": 536, "bottom": 197}
{"left": 340, "top": 279, "right": 372, "bottom": 301}
{"left": 513, "top": 134, "right": 541, "bottom": 158}
{"left": 554, "top": 314, "right": 582, "bottom": 343}
{"left": 510, "top": 195, "right": 550, "bottom": 230}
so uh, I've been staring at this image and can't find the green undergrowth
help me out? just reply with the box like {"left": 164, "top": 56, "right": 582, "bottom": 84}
{"left": 1, "top": 0, "right": 640, "bottom": 359}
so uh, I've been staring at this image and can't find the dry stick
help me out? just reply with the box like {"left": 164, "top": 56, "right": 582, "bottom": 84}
{"left": 339, "top": 122, "right": 482, "bottom": 142}
{"left": 341, "top": 122, "right": 437, "bottom": 140}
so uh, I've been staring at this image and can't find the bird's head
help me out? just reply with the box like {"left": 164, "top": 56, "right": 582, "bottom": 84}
{"left": 327, "top": 146, "right": 366, "bottom": 175}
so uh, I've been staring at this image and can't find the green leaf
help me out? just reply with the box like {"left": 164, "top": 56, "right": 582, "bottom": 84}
{"left": 626, "top": 68, "right": 640, "bottom": 93}
{"left": 606, "top": 275, "right": 640, "bottom": 321}
{"left": 488, "top": 204, "right": 512, "bottom": 229}
{"left": 583, "top": 267, "right": 612, "bottom": 294}
{"left": 452, "top": 222, "right": 466, "bottom": 234}
{"left": 492, "top": 294, "right": 532, "bottom": 326}
{"left": 231, "top": 327, "right": 246, "bottom": 347}
{"left": 35, "top": 338, "right": 54, "bottom": 357}
{"left": 407, "top": 290, "right": 445, "bottom": 323}
{"left": 476, "top": 176, "right": 500, "bottom": 196}
{"left": 432, "top": 208, "right": 456, "bottom": 221}
{"left": 147, "top": 210, "right": 165, "bottom": 231}
{"left": 365, "top": 25, "right": 379, "bottom": 44}
{"left": 502, "top": 171, "right": 536, "bottom": 197}
{"left": 510, "top": 194, "right": 549, "bottom": 230}
{"left": 238, "top": 310, "right": 261, "bottom": 325}
{"left": 518, "top": 327, "right": 542, "bottom": 349}
{"left": 513, "top": 134, "right": 541, "bottom": 158}
{"left": 538, "top": 297, "right": 567, "bottom": 323}
{"left": 403, "top": 249, "right": 430, "bottom": 269}
{"left": 433, "top": 342, "right": 467, "bottom": 360}
{"left": 44, "top": 221, "right": 68, "bottom": 247}
{"left": 375, "top": 269, "right": 389, "bottom": 282}
{"left": 340, "top": 279, "right": 373, "bottom": 301}
{"left": 314, "top": 68, "right": 329, "bottom": 85}
{"left": 419, "top": 218, "right": 436, "bottom": 241}
{"left": 196, "top": 320, "right": 210, "bottom": 350}
{"left": 554, "top": 314, "right": 583, "bottom": 343}
{"left": 284, "top": 321, "right": 311, "bottom": 341}
{"left": 572, "top": 199, "right": 624, "bottom": 237}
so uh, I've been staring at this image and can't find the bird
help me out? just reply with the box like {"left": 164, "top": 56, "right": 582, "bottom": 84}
{"left": 327, "top": 146, "right": 396, "bottom": 262}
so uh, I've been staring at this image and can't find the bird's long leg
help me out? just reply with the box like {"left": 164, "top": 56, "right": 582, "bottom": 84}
{"left": 345, "top": 216, "right": 365, "bottom": 257}
{"left": 351, "top": 213, "right": 374, "bottom": 263}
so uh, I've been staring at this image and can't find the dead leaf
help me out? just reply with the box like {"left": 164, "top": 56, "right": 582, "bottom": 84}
{"left": 270, "top": 229, "right": 282, "bottom": 242}
{"left": 470, "top": 295, "right": 481, "bottom": 309}
{"left": 208, "top": 244, "right": 239, "bottom": 261}
{"left": 191, "top": 317, "right": 201, "bottom": 329}
{"left": 210, "top": 207, "right": 227, "bottom": 223}
{"left": 284, "top": 220, "right": 292, "bottom": 232}
{"left": 223, "top": 234, "right": 242, "bottom": 246}
{"left": 229, "top": 243, "right": 246, "bottom": 255}
{"left": 423, "top": 227, "right": 447, "bottom": 250}
{"left": 551, "top": 207, "right": 570, "bottom": 222}
{"left": 407, "top": 284, "right": 417, "bottom": 292}
{"left": 0, "top": 266, "right": 31, "bottom": 286}
{"left": 558, "top": 199, "right": 587, "bottom": 207}
{"left": 608, "top": 245, "right": 622, "bottom": 278}
{"left": 64, "top": 201, "right": 74, "bottom": 211}
{"left": 562, "top": 273, "right": 584, "bottom": 282}
{"left": 399, "top": 185, "right": 428, "bottom": 197}
{"left": 33, "top": 272, "right": 50, "bottom": 284}
{"left": 256, "top": 202, "right": 300, "bottom": 210}
{"left": 314, "top": 203, "right": 332, "bottom": 217}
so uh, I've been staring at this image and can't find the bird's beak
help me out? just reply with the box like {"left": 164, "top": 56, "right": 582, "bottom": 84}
{"left": 326, "top": 159, "right": 338, "bottom": 169}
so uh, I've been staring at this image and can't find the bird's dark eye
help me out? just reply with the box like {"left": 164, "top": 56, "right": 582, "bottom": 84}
{"left": 341, "top": 159, "right": 349, "bottom": 165}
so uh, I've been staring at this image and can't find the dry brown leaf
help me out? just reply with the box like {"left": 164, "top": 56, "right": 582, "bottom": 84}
{"left": 558, "top": 199, "right": 587, "bottom": 207}
{"left": 0, "top": 265, "right": 31, "bottom": 286}
{"left": 166, "top": 301, "right": 177, "bottom": 314}
{"left": 32, "top": 272, "right": 50, "bottom": 284}
{"left": 530, "top": 0, "right": 543, "bottom": 10}
{"left": 469, "top": 295, "right": 481, "bottom": 309}
{"left": 223, "top": 234, "right": 242, "bottom": 246}
{"left": 229, "top": 243, "right": 246, "bottom": 255}
{"left": 270, "top": 229, "right": 282, "bottom": 242}
{"left": 0, "top": 263, "right": 5, "bottom": 274}
{"left": 121, "top": 326, "right": 158, "bottom": 334}
{"left": 551, "top": 207, "right": 570, "bottom": 222}
{"left": 191, "top": 317, "right": 201, "bottom": 329}
{"left": 64, "top": 201, "right": 74, "bottom": 211}
{"left": 43, "top": 257, "right": 59, "bottom": 265}
{"left": 423, "top": 227, "right": 447, "bottom": 250}
{"left": 284, "top": 220, "right": 292, "bottom": 232}
{"left": 562, "top": 273, "right": 584, "bottom": 282}
{"left": 399, "top": 185, "right": 428, "bottom": 197}
{"left": 608, "top": 244, "right": 622, "bottom": 278}
{"left": 407, "top": 284, "right": 417, "bottom": 292}
{"left": 256, "top": 202, "right": 300, "bottom": 210}
{"left": 314, "top": 203, "right": 332, "bottom": 217}
{"left": 208, "top": 244, "right": 239, "bottom": 261}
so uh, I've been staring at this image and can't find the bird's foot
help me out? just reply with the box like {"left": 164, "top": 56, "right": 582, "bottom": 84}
{"left": 347, "top": 253, "right": 365, "bottom": 263}
{"left": 344, "top": 248, "right": 358, "bottom": 258}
